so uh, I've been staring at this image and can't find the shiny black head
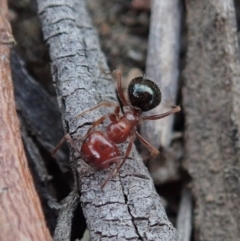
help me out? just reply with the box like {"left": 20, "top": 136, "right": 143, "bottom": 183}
{"left": 128, "top": 77, "right": 161, "bottom": 112}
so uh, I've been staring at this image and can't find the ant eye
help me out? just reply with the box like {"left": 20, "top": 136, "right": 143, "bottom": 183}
{"left": 128, "top": 77, "right": 161, "bottom": 112}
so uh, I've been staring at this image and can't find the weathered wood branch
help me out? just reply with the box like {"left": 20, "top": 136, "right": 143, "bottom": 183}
{"left": 0, "top": 1, "right": 52, "bottom": 240}
{"left": 37, "top": 0, "right": 177, "bottom": 240}
{"left": 142, "top": 0, "right": 181, "bottom": 148}
{"left": 183, "top": 0, "right": 240, "bottom": 240}
{"left": 140, "top": 0, "right": 182, "bottom": 185}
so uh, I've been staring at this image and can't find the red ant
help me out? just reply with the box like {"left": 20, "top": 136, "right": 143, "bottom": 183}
{"left": 52, "top": 70, "right": 180, "bottom": 188}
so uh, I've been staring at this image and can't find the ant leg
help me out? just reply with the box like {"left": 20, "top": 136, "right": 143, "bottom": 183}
{"left": 86, "top": 114, "right": 110, "bottom": 134}
{"left": 86, "top": 106, "right": 120, "bottom": 135}
{"left": 140, "top": 105, "right": 181, "bottom": 121}
{"left": 113, "top": 70, "right": 128, "bottom": 106}
{"left": 75, "top": 101, "right": 119, "bottom": 118}
{"left": 108, "top": 106, "right": 121, "bottom": 123}
{"left": 135, "top": 131, "right": 159, "bottom": 156}
{"left": 52, "top": 134, "right": 81, "bottom": 157}
{"left": 101, "top": 134, "right": 135, "bottom": 189}
{"left": 114, "top": 105, "right": 121, "bottom": 116}
{"left": 101, "top": 168, "right": 117, "bottom": 189}
{"left": 100, "top": 156, "right": 123, "bottom": 189}
{"left": 116, "top": 133, "right": 135, "bottom": 173}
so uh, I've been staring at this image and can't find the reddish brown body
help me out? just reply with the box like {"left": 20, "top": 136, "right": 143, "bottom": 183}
{"left": 81, "top": 131, "right": 121, "bottom": 169}
{"left": 81, "top": 111, "right": 140, "bottom": 170}
{"left": 107, "top": 112, "right": 139, "bottom": 143}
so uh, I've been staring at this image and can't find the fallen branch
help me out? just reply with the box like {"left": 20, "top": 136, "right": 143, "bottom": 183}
{"left": 0, "top": 0, "right": 52, "bottom": 240}
{"left": 142, "top": 0, "right": 181, "bottom": 148}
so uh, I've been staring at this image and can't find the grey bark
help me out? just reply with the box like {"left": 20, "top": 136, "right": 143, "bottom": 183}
{"left": 37, "top": 0, "right": 177, "bottom": 240}
{"left": 183, "top": 0, "right": 240, "bottom": 240}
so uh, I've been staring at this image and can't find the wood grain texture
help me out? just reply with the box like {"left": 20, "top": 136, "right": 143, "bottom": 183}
{"left": 142, "top": 0, "right": 181, "bottom": 148}
{"left": 183, "top": 0, "right": 240, "bottom": 240}
{"left": 37, "top": 0, "right": 178, "bottom": 240}
{"left": 0, "top": 1, "right": 52, "bottom": 240}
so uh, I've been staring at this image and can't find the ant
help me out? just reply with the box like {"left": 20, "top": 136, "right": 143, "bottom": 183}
{"left": 52, "top": 70, "right": 180, "bottom": 188}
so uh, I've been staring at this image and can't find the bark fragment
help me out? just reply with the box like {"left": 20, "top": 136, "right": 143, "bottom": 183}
{"left": 0, "top": 1, "right": 52, "bottom": 240}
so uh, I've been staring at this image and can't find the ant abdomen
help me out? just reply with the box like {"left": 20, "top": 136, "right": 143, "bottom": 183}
{"left": 81, "top": 131, "right": 121, "bottom": 169}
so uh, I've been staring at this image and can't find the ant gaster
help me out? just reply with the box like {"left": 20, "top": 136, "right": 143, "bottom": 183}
{"left": 52, "top": 70, "right": 181, "bottom": 188}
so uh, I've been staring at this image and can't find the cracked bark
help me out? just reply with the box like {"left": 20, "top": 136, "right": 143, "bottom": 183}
{"left": 183, "top": 0, "right": 240, "bottom": 240}
{"left": 37, "top": 0, "right": 177, "bottom": 240}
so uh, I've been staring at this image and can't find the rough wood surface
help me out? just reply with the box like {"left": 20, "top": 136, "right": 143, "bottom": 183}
{"left": 183, "top": 0, "right": 240, "bottom": 240}
{"left": 37, "top": 0, "right": 178, "bottom": 240}
{"left": 0, "top": 1, "right": 52, "bottom": 240}
{"left": 142, "top": 0, "right": 181, "bottom": 148}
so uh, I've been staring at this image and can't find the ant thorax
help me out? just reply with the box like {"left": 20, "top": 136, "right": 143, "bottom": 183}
{"left": 123, "top": 111, "right": 139, "bottom": 125}
{"left": 107, "top": 111, "right": 138, "bottom": 144}
{"left": 123, "top": 105, "right": 142, "bottom": 117}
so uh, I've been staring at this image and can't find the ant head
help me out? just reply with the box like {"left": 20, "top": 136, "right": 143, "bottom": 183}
{"left": 128, "top": 76, "right": 161, "bottom": 112}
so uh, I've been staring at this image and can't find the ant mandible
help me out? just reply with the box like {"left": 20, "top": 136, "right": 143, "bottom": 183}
{"left": 52, "top": 70, "right": 181, "bottom": 188}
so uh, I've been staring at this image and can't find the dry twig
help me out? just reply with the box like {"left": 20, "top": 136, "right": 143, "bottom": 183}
{"left": 176, "top": 188, "right": 192, "bottom": 241}
{"left": 142, "top": 0, "right": 181, "bottom": 148}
